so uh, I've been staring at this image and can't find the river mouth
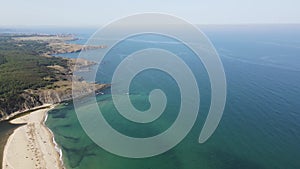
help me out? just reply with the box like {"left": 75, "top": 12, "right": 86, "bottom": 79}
{"left": 0, "top": 121, "right": 24, "bottom": 169}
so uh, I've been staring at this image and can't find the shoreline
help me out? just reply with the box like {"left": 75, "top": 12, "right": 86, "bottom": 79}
{"left": 2, "top": 104, "right": 64, "bottom": 169}
{"left": 0, "top": 105, "right": 52, "bottom": 122}
{"left": 42, "top": 106, "right": 65, "bottom": 169}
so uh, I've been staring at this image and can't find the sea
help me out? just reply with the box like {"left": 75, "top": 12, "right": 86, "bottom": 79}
{"left": 2, "top": 24, "right": 300, "bottom": 169}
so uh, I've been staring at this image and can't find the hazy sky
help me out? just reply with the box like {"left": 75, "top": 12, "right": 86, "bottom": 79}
{"left": 0, "top": 0, "right": 299, "bottom": 26}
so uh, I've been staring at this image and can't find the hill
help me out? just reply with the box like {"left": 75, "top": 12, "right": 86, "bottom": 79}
{"left": 0, "top": 34, "right": 108, "bottom": 120}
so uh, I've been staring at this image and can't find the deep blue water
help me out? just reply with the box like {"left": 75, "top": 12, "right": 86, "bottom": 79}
{"left": 45, "top": 25, "right": 300, "bottom": 169}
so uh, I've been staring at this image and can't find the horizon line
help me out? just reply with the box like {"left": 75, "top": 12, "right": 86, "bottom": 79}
{"left": 1, "top": 22, "right": 300, "bottom": 29}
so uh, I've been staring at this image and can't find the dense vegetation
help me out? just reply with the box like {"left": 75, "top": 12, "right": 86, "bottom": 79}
{"left": 0, "top": 34, "right": 68, "bottom": 118}
{"left": 0, "top": 54, "right": 7, "bottom": 65}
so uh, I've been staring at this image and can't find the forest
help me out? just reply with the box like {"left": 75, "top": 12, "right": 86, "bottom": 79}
{"left": 0, "top": 34, "right": 68, "bottom": 117}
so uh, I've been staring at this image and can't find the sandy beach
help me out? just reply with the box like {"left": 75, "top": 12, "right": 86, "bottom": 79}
{"left": 2, "top": 104, "right": 63, "bottom": 169}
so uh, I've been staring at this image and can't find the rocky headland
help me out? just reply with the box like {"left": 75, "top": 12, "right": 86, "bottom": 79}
{"left": 0, "top": 34, "right": 109, "bottom": 121}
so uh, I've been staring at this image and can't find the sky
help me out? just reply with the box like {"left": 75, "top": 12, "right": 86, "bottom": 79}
{"left": 0, "top": 0, "right": 299, "bottom": 27}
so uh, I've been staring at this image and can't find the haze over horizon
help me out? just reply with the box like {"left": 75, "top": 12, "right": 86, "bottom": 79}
{"left": 0, "top": 0, "right": 300, "bottom": 27}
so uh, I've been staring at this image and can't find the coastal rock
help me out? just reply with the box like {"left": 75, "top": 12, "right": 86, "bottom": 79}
{"left": 0, "top": 83, "right": 109, "bottom": 121}
{"left": 0, "top": 34, "right": 109, "bottom": 121}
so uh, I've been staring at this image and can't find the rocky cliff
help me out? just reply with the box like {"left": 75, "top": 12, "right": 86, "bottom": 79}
{"left": 0, "top": 83, "right": 109, "bottom": 121}
{"left": 0, "top": 34, "right": 109, "bottom": 121}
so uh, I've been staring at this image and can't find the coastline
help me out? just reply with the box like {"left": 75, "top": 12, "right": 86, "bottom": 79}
{"left": 0, "top": 33, "right": 109, "bottom": 169}
{"left": 43, "top": 112, "right": 65, "bottom": 169}
{"left": 2, "top": 104, "right": 64, "bottom": 169}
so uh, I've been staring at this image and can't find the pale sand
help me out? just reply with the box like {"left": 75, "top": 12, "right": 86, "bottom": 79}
{"left": 2, "top": 104, "right": 64, "bottom": 169}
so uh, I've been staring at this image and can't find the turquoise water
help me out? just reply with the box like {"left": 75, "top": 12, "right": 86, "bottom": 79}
{"left": 46, "top": 25, "right": 300, "bottom": 169}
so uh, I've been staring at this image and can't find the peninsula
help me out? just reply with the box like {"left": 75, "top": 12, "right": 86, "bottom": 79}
{"left": 0, "top": 33, "right": 108, "bottom": 121}
{"left": 0, "top": 33, "right": 108, "bottom": 169}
